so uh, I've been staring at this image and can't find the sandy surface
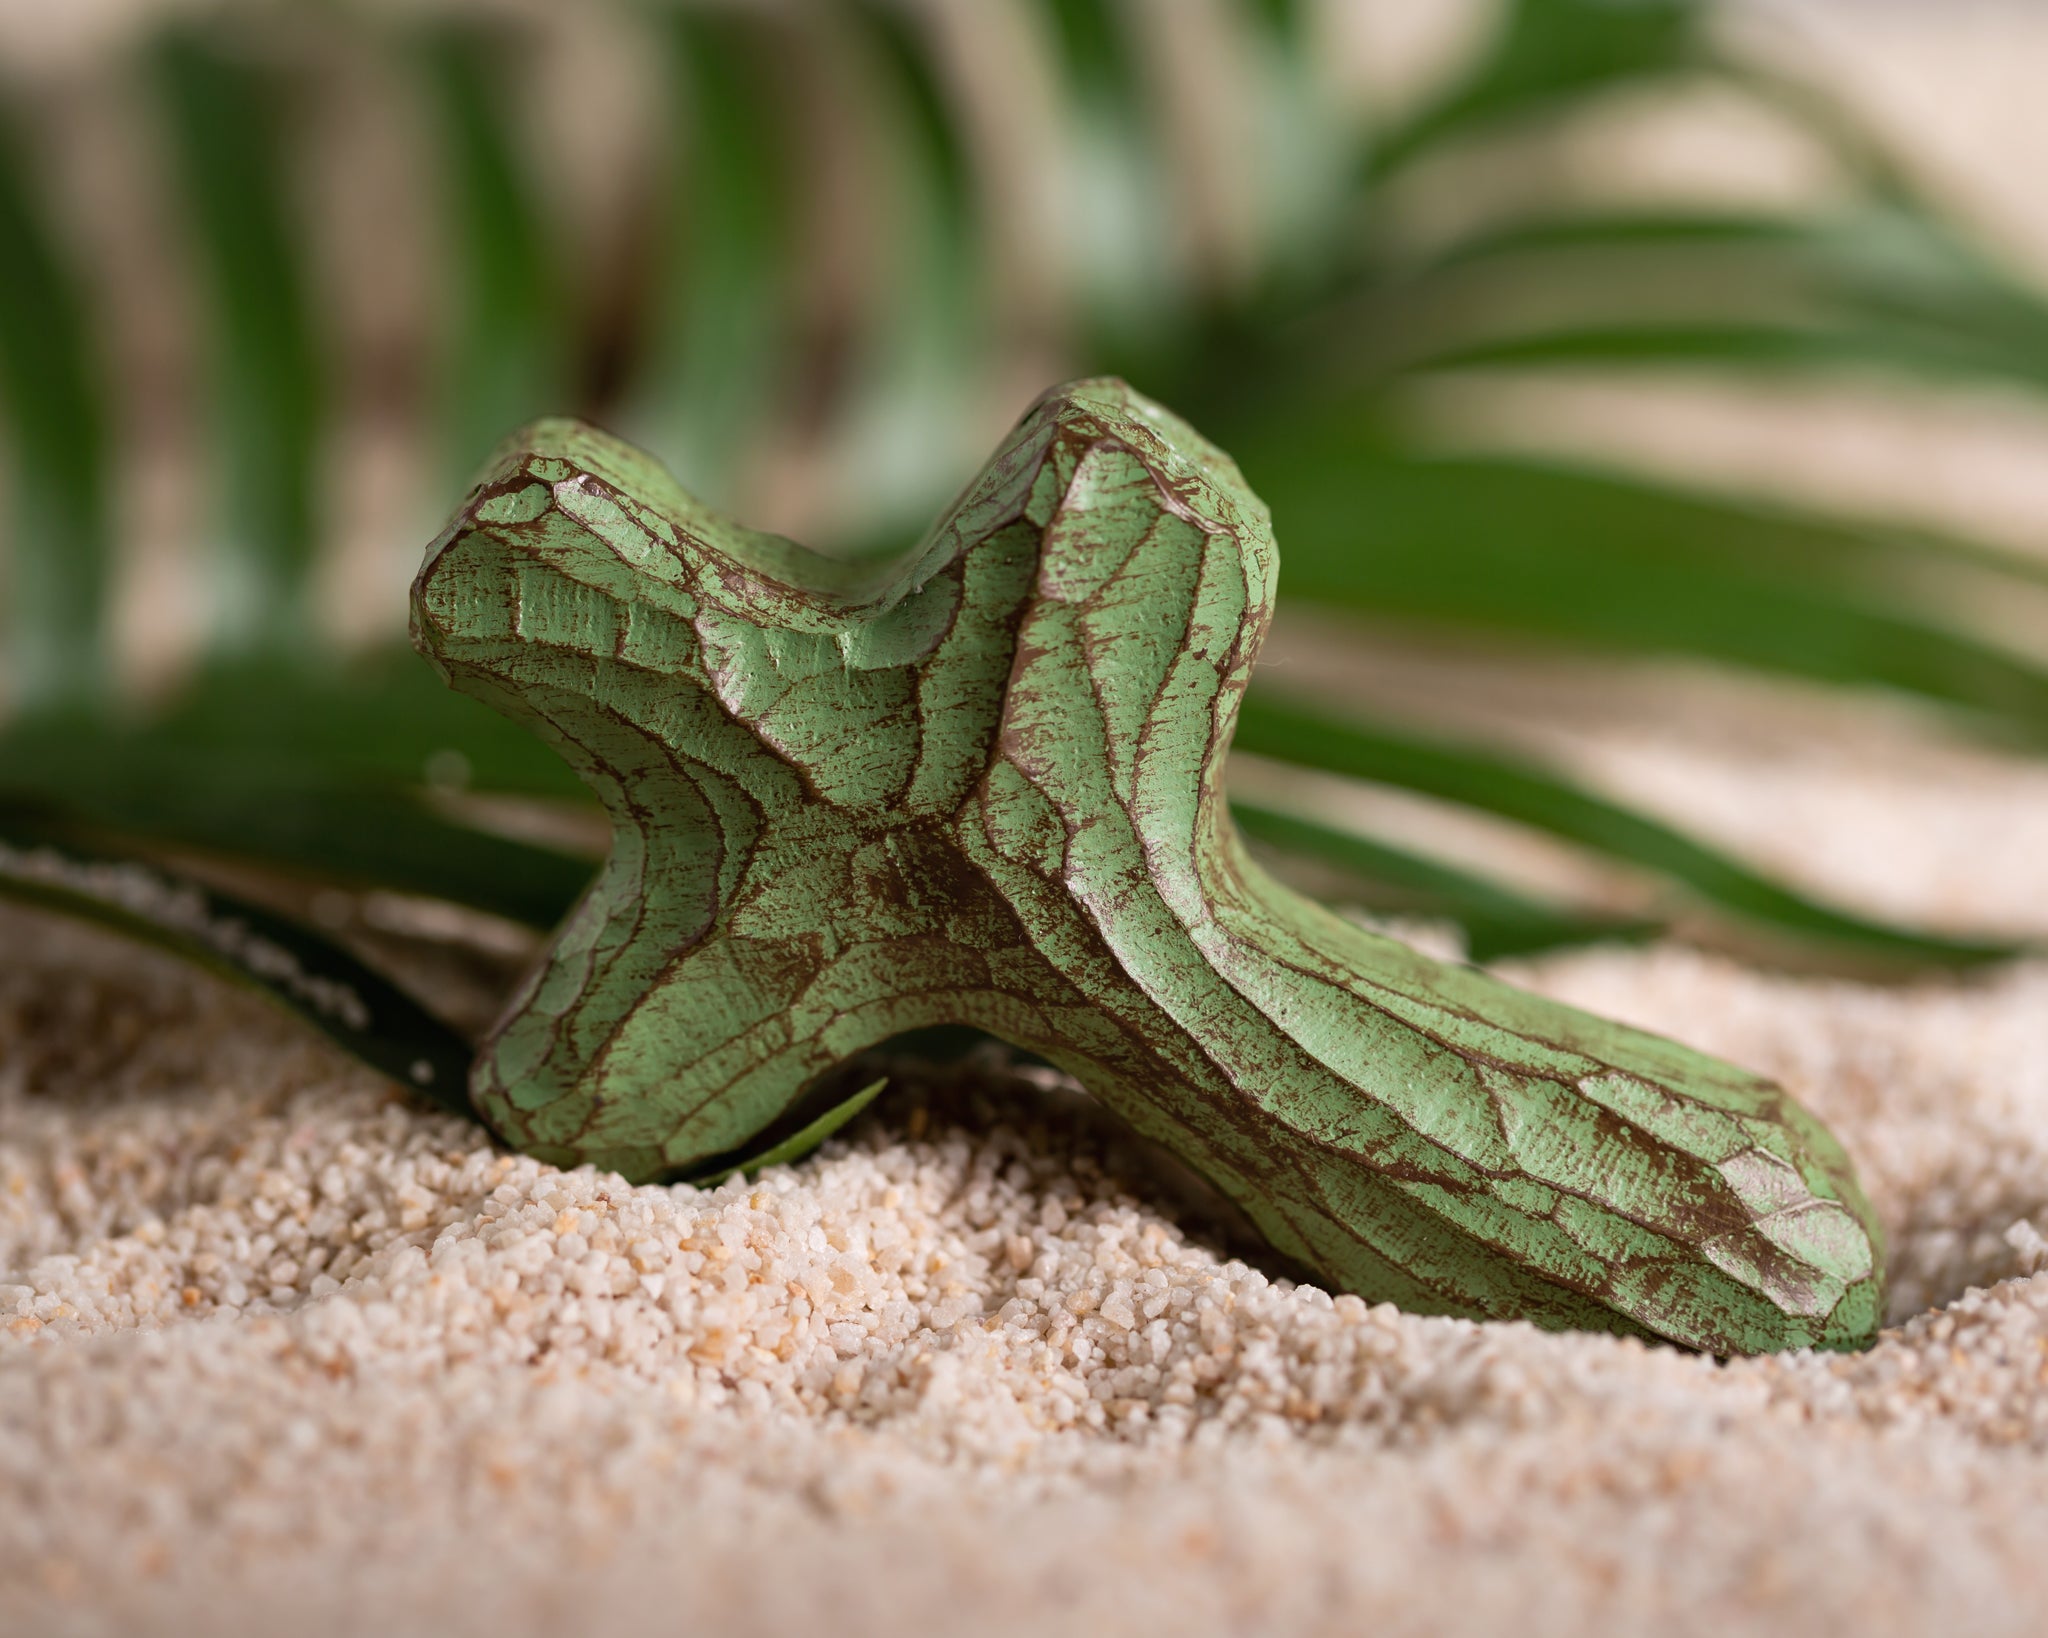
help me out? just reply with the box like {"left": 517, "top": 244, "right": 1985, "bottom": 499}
{"left": 5, "top": 877, "right": 2048, "bottom": 1636}
{"left": 7, "top": 6, "right": 2048, "bottom": 1629}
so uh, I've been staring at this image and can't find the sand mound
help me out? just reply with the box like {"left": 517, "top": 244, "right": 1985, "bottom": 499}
{"left": 5, "top": 899, "right": 2048, "bottom": 1636}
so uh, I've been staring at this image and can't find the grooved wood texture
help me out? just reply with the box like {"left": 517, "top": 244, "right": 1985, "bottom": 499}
{"left": 411, "top": 378, "right": 1883, "bottom": 1353}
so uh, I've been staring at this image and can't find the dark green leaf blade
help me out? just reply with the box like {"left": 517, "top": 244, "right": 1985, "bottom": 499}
{"left": 1231, "top": 798, "right": 1656, "bottom": 960}
{"left": 1394, "top": 202, "right": 2048, "bottom": 393}
{"left": 634, "top": 8, "right": 801, "bottom": 503}
{"left": 0, "top": 734, "right": 595, "bottom": 930}
{"left": 0, "top": 649, "right": 591, "bottom": 803}
{"left": 1042, "top": 0, "right": 1181, "bottom": 337}
{"left": 1232, "top": 694, "right": 2015, "bottom": 966}
{"left": 0, "top": 97, "right": 113, "bottom": 708}
{"left": 1226, "top": 430, "right": 2048, "bottom": 739}
{"left": 415, "top": 21, "right": 566, "bottom": 475}
{"left": 1417, "top": 207, "right": 1822, "bottom": 271}
{"left": 0, "top": 828, "right": 475, "bottom": 1116}
{"left": 1368, "top": 0, "right": 1703, "bottom": 178}
{"left": 151, "top": 29, "right": 325, "bottom": 648}
{"left": 827, "top": 1, "right": 994, "bottom": 541}
{"left": 1413, "top": 317, "right": 2048, "bottom": 393}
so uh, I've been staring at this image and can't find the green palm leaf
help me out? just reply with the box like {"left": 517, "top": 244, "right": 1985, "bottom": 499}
{"left": 1233, "top": 695, "right": 2013, "bottom": 967}
{"left": 0, "top": 106, "right": 110, "bottom": 707}
{"left": 0, "top": 824, "right": 474, "bottom": 1114}
{"left": 1232, "top": 434, "right": 2048, "bottom": 742}
{"left": 151, "top": 30, "right": 325, "bottom": 651}
{"left": 416, "top": 20, "right": 566, "bottom": 475}
{"left": 0, "top": 0, "right": 2040, "bottom": 1060}
{"left": 1230, "top": 800, "right": 1654, "bottom": 961}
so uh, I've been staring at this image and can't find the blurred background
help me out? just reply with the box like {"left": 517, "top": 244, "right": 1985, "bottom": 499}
{"left": 4, "top": 0, "right": 2048, "bottom": 1039}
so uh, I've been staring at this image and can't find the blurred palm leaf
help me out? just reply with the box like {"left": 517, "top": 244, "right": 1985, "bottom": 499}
{"left": 1366, "top": 0, "right": 1704, "bottom": 179}
{"left": 1232, "top": 697, "right": 2013, "bottom": 968}
{"left": 1237, "top": 434, "right": 2048, "bottom": 738}
{"left": 151, "top": 29, "right": 326, "bottom": 652}
{"left": 2, "top": 0, "right": 2044, "bottom": 1089}
{"left": 0, "top": 105, "right": 111, "bottom": 707}
{"left": 1230, "top": 800, "right": 1657, "bottom": 963}
{"left": 416, "top": 21, "right": 568, "bottom": 476}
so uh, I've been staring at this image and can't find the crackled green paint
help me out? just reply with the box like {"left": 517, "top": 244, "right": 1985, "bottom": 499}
{"left": 411, "top": 378, "right": 1884, "bottom": 1355}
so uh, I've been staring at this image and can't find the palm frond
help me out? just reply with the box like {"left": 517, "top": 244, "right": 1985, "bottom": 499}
{"left": 0, "top": 823, "right": 475, "bottom": 1111}
{"left": 151, "top": 29, "right": 326, "bottom": 650}
{"left": 0, "top": 104, "right": 111, "bottom": 707}
{"left": 1232, "top": 695, "right": 2014, "bottom": 968}
{"left": 416, "top": 21, "right": 567, "bottom": 476}
{"left": 0, "top": 0, "right": 2039, "bottom": 1073}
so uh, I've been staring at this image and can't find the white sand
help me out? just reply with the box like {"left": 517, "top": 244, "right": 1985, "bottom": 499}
{"left": 6, "top": 889, "right": 2048, "bottom": 1636}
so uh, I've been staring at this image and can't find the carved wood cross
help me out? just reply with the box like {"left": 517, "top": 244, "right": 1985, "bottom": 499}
{"left": 412, "top": 378, "right": 1882, "bottom": 1354}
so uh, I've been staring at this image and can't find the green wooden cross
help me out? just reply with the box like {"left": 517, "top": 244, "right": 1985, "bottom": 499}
{"left": 412, "top": 378, "right": 1882, "bottom": 1354}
